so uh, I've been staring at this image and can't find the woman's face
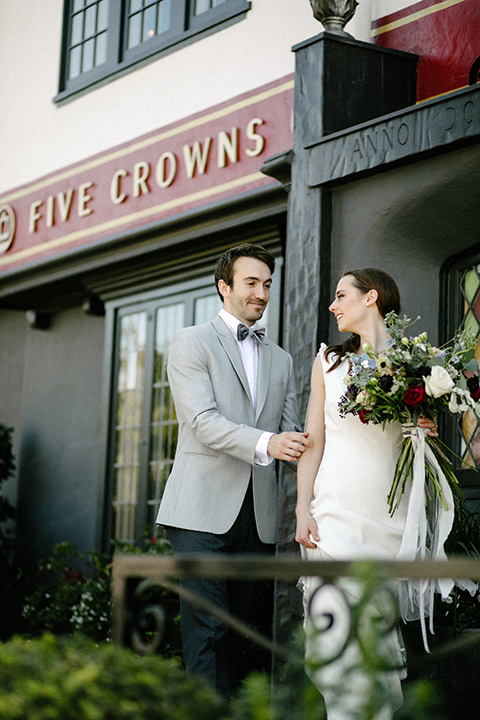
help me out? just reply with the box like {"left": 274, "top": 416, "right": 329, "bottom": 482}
{"left": 329, "top": 274, "right": 370, "bottom": 333}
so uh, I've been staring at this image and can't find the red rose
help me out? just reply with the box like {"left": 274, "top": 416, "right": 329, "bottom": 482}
{"left": 404, "top": 384, "right": 427, "bottom": 407}
{"left": 358, "top": 409, "right": 371, "bottom": 424}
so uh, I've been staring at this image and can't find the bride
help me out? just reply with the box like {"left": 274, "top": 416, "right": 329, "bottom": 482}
{"left": 295, "top": 268, "right": 437, "bottom": 720}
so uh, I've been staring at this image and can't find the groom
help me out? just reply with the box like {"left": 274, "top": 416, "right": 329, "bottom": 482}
{"left": 156, "top": 243, "right": 309, "bottom": 698}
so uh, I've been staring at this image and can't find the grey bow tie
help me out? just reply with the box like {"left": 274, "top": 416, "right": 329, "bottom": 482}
{"left": 237, "top": 323, "right": 266, "bottom": 344}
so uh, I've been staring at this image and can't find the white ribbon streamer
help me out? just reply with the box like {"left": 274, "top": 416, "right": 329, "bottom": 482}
{"left": 395, "top": 424, "right": 476, "bottom": 652}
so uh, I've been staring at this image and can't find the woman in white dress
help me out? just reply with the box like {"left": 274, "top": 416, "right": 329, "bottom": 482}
{"left": 295, "top": 268, "right": 437, "bottom": 720}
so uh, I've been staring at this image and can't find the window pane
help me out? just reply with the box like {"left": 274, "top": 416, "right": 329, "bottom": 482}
{"left": 97, "top": 0, "right": 108, "bottom": 31}
{"left": 127, "top": 12, "right": 142, "bottom": 48}
{"left": 148, "top": 302, "right": 185, "bottom": 531}
{"left": 71, "top": 13, "right": 84, "bottom": 44}
{"left": 158, "top": 0, "right": 171, "bottom": 33}
{"left": 85, "top": 4, "right": 97, "bottom": 36}
{"left": 69, "top": 45, "right": 82, "bottom": 78}
{"left": 130, "top": 0, "right": 143, "bottom": 12}
{"left": 194, "top": 0, "right": 211, "bottom": 15}
{"left": 82, "top": 37, "right": 95, "bottom": 72}
{"left": 73, "top": 0, "right": 85, "bottom": 11}
{"left": 194, "top": 294, "right": 219, "bottom": 325}
{"left": 112, "top": 312, "right": 147, "bottom": 543}
{"left": 457, "top": 265, "right": 480, "bottom": 468}
{"left": 95, "top": 30, "right": 107, "bottom": 66}
{"left": 142, "top": 5, "right": 158, "bottom": 41}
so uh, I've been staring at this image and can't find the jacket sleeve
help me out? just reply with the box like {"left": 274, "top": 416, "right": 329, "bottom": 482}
{"left": 167, "top": 328, "right": 263, "bottom": 464}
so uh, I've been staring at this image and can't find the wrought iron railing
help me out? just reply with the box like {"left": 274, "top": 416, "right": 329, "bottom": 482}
{"left": 112, "top": 554, "right": 480, "bottom": 664}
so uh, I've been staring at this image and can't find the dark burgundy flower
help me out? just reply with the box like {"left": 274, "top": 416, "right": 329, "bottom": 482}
{"left": 404, "top": 384, "right": 427, "bottom": 407}
{"left": 414, "top": 365, "right": 431, "bottom": 379}
{"left": 467, "top": 375, "right": 480, "bottom": 401}
{"left": 358, "top": 409, "right": 371, "bottom": 424}
{"left": 378, "top": 375, "right": 394, "bottom": 392}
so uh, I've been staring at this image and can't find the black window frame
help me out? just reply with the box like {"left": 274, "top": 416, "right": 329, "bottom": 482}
{"left": 442, "top": 247, "right": 480, "bottom": 492}
{"left": 56, "top": 0, "right": 251, "bottom": 103}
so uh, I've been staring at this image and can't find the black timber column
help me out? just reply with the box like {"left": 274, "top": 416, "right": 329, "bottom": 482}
{"left": 267, "top": 31, "right": 417, "bottom": 652}
{"left": 285, "top": 31, "right": 417, "bottom": 414}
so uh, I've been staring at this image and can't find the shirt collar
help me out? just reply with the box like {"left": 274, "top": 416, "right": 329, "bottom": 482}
{"left": 219, "top": 308, "right": 259, "bottom": 335}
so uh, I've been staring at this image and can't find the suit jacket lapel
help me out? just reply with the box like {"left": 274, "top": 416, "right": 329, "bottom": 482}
{"left": 255, "top": 338, "right": 272, "bottom": 421}
{"left": 212, "top": 316, "right": 252, "bottom": 404}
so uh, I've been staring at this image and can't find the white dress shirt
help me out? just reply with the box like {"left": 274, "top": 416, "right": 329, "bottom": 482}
{"left": 219, "top": 308, "right": 274, "bottom": 466}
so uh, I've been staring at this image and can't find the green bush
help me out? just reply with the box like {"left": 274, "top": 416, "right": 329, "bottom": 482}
{"left": 0, "top": 633, "right": 226, "bottom": 720}
{"left": 19, "top": 542, "right": 112, "bottom": 642}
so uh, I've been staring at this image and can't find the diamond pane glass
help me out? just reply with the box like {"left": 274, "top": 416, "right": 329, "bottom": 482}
{"left": 458, "top": 264, "right": 480, "bottom": 469}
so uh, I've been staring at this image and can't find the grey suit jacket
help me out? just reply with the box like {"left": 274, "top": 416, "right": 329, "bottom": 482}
{"left": 156, "top": 315, "right": 301, "bottom": 544}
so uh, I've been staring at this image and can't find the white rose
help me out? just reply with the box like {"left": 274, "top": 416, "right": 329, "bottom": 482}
{"left": 424, "top": 365, "right": 454, "bottom": 398}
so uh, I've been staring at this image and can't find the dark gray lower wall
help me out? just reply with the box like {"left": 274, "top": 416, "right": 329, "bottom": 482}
{"left": 329, "top": 142, "right": 480, "bottom": 344}
{"left": 0, "top": 305, "right": 106, "bottom": 564}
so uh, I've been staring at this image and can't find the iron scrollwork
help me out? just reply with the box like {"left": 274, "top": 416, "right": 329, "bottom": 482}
{"left": 306, "top": 578, "right": 403, "bottom": 672}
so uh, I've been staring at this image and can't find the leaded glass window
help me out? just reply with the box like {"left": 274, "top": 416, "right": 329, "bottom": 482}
{"left": 457, "top": 264, "right": 480, "bottom": 469}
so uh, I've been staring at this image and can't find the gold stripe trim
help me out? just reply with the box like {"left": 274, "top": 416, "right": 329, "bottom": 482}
{"left": 371, "top": 0, "right": 467, "bottom": 37}
{"left": 0, "top": 80, "right": 294, "bottom": 205}
{"left": 0, "top": 171, "right": 266, "bottom": 268}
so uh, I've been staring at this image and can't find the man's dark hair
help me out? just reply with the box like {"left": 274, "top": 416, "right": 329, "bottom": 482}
{"left": 214, "top": 244, "right": 276, "bottom": 301}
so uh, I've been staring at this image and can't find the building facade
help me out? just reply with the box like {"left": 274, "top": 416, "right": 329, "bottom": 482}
{"left": 1, "top": 0, "right": 480, "bottom": 597}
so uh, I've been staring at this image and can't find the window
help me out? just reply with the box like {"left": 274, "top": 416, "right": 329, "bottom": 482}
{"left": 57, "top": 0, "right": 250, "bottom": 100}
{"left": 444, "top": 255, "right": 480, "bottom": 489}
{"left": 105, "top": 272, "right": 279, "bottom": 545}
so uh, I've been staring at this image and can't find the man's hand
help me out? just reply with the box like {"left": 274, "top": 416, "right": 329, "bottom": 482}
{"left": 267, "top": 432, "right": 311, "bottom": 461}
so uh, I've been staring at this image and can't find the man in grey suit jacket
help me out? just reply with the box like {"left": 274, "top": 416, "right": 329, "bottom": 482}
{"left": 156, "top": 243, "right": 309, "bottom": 698}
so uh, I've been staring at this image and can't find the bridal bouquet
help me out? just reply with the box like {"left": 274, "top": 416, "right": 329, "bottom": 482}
{"left": 338, "top": 312, "right": 480, "bottom": 515}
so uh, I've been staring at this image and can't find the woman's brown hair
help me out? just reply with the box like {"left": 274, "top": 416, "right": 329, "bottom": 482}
{"left": 326, "top": 268, "right": 401, "bottom": 371}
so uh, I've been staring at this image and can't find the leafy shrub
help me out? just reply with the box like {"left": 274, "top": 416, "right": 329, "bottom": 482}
{"left": 0, "top": 633, "right": 225, "bottom": 720}
{"left": 19, "top": 542, "right": 112, "bottom": 642}
{"left": 18, "top": 537, "right": 181, "bottom": 650}
{"left": 435, "top": 498, "right": 480, "bottom": 631}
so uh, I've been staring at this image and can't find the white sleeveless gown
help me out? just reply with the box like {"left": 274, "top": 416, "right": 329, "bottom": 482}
{"left": 302, "top": 345, "right": 408, "bottom": 720}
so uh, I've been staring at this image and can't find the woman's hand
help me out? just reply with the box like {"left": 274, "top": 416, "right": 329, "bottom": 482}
{"left": 418, "top": 416, "right": 438, "bottom": 437}
{"left": 295, "top": 508, "right": 320, "bottom": 549}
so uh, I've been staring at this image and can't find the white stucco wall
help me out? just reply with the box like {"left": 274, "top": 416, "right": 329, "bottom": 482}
{"left": 0, "top": 0, "right": 373, "bottom": 194}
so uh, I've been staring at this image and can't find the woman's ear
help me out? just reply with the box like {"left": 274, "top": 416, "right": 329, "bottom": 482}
{"left": 366, "top": 289, "right": 379, "bottom": 306}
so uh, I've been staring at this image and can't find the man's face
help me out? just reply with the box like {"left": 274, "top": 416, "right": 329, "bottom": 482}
{"left": 219, "top": 256, "right": 272, "bottom": 326}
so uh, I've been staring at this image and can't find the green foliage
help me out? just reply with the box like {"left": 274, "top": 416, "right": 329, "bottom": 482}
{"left": 18, "top": 537, "right": 182, "bottom": 653}
{"left": 19, "top": 543, "right": 112, "bottom": 642}
{"left": 435, "top": 498, "right": 480, "bottom": 631}
{"left": 0, "top": 633, "right": 226, "bottom": 720}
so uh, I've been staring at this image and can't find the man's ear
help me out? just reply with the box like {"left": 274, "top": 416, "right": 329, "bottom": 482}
{"left": 218, "top": 279, "right": 230, "bottom": 300}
